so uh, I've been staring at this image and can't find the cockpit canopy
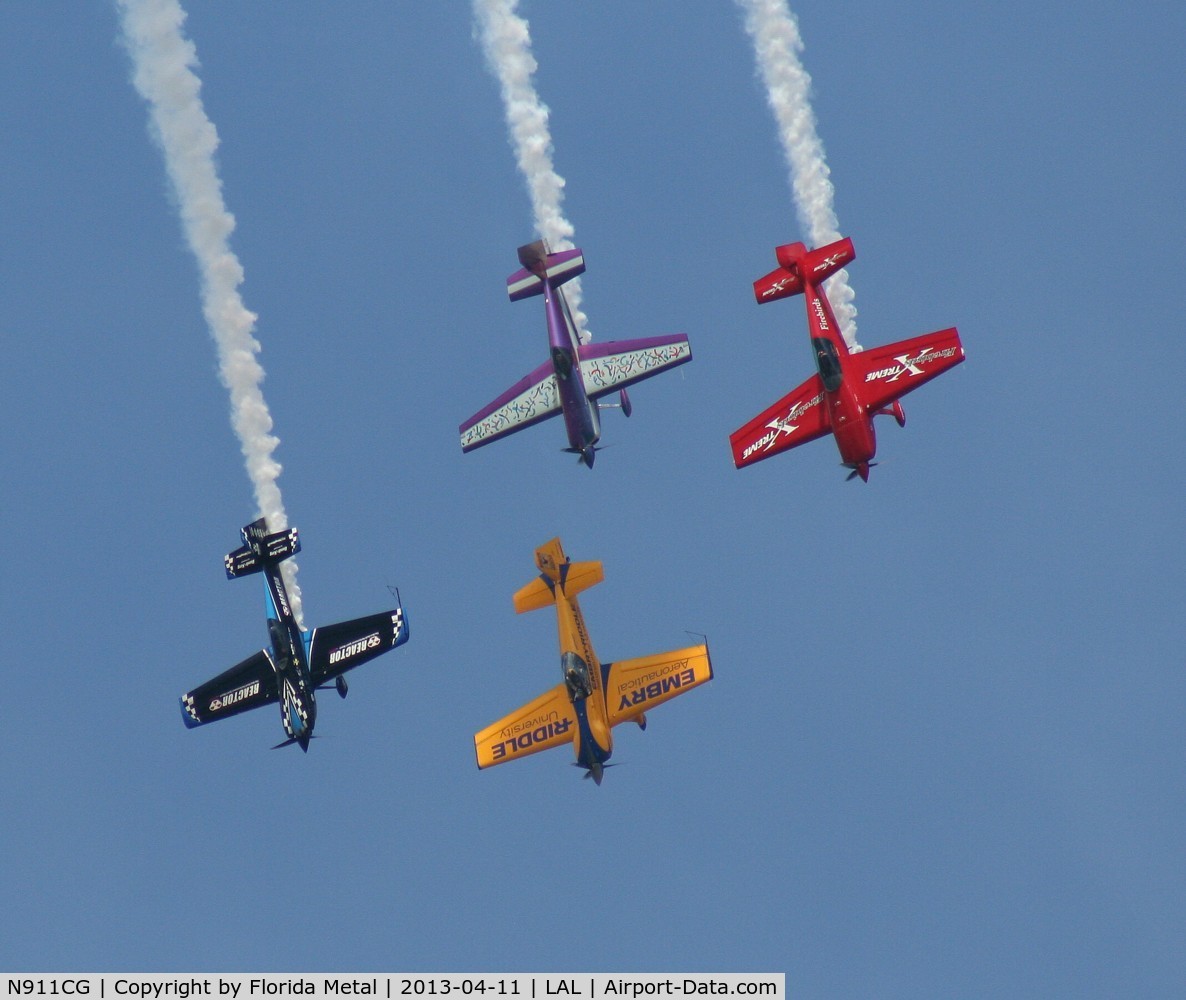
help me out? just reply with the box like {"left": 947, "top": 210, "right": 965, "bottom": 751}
{"left": 551, "top": 346, "right": 574, "bottom": 379}
{"left": 562, "top": 651, "right": 593, "bottom": 700}
{"left": 812, "top": 337, "right": 843, "bottom": 393}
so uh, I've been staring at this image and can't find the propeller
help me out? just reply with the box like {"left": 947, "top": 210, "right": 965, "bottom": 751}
{"left": 844, "top": 461, "right": 877, "bottom": 482}
{"left": 562, "top": 444, "right": 606, "bottom": 468}
{"left": 572, "top": 761, "right": 620, "bottom": 784}
{"left": 271, "top": 732, "right": 322, "bottom": 751}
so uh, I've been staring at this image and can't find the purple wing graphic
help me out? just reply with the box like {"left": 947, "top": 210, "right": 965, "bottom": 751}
{"left": 459, "top": 359, "right": 561, "bottom": 452}
{"left": 577, "top": 335, "right": 692, "bottom": 399}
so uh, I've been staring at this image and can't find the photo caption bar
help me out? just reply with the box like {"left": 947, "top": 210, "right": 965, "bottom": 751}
{"left": 2, "top": 976, "right": 784, "bottom": 1000}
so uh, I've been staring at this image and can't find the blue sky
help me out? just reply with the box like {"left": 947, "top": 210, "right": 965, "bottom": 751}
{"left": 1, "top": 1, "right": 1183, "bottom": 992}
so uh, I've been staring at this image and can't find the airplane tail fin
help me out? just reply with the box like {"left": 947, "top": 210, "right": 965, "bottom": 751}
{"left": 754, "top": 236, "right": 855, "bottom": 304}
{"left": 507, "top": 240, "right": 586, "bottom": 301}
{"left": 224, "top": 518, "right": 301, "bottom": 579}
{"left": 513, "top": 537, "right": 604, "bottom": 613}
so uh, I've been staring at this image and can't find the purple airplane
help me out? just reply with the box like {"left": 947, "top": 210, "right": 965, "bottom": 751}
{"left": 459, "top": 241, "right": 692, "bottom": 467}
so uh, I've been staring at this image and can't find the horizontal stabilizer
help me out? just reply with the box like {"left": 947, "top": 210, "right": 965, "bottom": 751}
{"left": 779, "top": 236, "right": 855, "bottom": 278}
{"left": 224, "top": 546, "right": 263, "bottom": 578}
{"left": 507, "top": 241, "right": 586, "bottom": 301}
{"left": 559, "top": 560, "right": 604, "bottom": 597}
{"left": 513, "top": 559, "right": 604, "bottom": 614}
{"left": 755, "top": 236, "right": 855, "bottom": 304}
{"left": 225, "top": 519, "right": 301, "bottom": 579}
{"left": 513, "top": 575, "right": 558, "bottom": 614}
{"left": 514, "top": 538, "right": 604, "bottom": 613}
{"left": 754, "top": 264, "right": 804, "bottom": 303}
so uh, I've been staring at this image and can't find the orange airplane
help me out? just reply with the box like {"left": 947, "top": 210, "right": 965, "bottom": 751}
{"left": 475, "top": 538, "right": 713, "bottom": 783}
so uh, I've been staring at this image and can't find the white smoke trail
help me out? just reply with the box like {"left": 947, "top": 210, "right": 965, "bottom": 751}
{"left": 472, "top": 0, "right": 591, "bottom": 342}
{"left": 737, "top": 0, "right": 859, "bottom": 349}
{"left": 117, "top": 0, "right": 304, "bottom": 624}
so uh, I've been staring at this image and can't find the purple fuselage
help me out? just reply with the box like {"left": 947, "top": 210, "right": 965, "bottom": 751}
{"left": 542, "top": 276, "right": 600, "bottom": 467}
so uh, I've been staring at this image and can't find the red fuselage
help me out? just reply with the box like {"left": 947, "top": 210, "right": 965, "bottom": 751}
{"left": 801, "top": 279, "right": 877, "bottom": 479}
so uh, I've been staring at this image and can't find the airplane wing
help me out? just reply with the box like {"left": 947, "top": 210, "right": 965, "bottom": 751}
{"left": 180, "top": 649, "right": 278, "bottom": 728}
{"left": 604, "top": 643, "right": 713, "bottom": 728}
{"left": 474, "top": 683, "right": 577, "bottom": 769}
{"left": 730, "top": 374, "right": 831, "bottom": 468}
{"left": 577, "top": 335, "right": 692, "bottom": 399}
{"left": 459, "top": 359, "right": 560, "bottom": 452}
{"left": 852, "top": 327, "right": 964, "bottom": 414}
{"left": 308, "top": 607, "right": 409, "bottom": 685}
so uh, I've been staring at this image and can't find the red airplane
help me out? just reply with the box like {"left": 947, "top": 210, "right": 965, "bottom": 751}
{"left": 730, "top": 236, "right": 964, "bottom": 481}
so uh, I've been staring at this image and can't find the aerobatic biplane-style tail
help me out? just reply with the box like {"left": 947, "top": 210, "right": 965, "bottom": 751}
{"left": 507, "top": 241, "right": 586, "bottom": 301}
{"left": 224, "top": 517, "right": 301, "bottom": 579}
{"left": 513, "top": 537, "right": 604, "bottom": 614}
{"left": 753, "top": 236, "right": 855, "bottom": 304}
